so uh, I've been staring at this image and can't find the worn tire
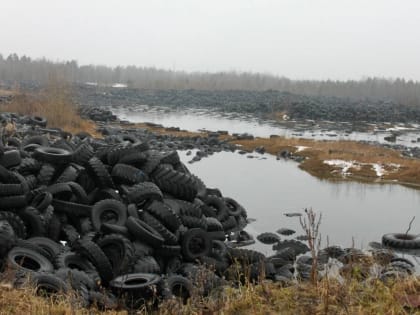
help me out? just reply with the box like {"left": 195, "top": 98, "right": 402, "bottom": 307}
{"left": 382, "top": 233, "right": 420, "bottom": 249}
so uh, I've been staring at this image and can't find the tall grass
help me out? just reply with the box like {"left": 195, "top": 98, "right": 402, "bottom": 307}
{"left": 1, "top": 76, "right": 98, "bottom": 136}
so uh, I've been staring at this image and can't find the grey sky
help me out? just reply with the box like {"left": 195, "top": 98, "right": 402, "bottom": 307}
{"left": 1, "top": 0, "right": 419, "bottom": 80}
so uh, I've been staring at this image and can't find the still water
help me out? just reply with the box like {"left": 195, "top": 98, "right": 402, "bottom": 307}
{"left": 112, "top": 105, "right": 420, "bottom": 147}
{"left": 112, "top": 105, "right": 420, "bottom": 254}
{"left": 180, "top": 151, "right": 420, "bottom": 255}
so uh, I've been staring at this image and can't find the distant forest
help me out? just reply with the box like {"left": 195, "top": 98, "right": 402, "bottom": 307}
{"left": 1, "top": 53, "right": 420, "bottom": 106}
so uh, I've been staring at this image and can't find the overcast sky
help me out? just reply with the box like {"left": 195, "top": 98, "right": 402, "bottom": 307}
{"left": 1, "top": 0, "right": 419, "bottom": 80}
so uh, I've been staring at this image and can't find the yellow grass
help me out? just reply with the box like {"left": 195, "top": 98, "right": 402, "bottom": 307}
{"left": 120, "top": 121, "right": 420, "bottom": 187}
{"left": 1, "top": 83, "right": 99, "bottom": 137}
{"left": 2, "top": 276, "right": 419, "bottom": 315}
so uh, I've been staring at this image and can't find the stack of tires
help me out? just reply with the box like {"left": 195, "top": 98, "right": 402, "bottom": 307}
{"left": 0, "top": 118, "right": 263, "bottom": 310}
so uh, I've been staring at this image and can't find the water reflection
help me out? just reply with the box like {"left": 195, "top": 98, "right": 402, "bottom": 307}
{"left": 179, "top": 151, "right": 420, "bottom": 254}
{"left": 112, "top": 105, "right": 420, "bottom": 147}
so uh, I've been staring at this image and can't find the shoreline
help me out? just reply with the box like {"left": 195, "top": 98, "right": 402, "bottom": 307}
{"left": 116, "top": 121, "right": 420, "bottom": 189}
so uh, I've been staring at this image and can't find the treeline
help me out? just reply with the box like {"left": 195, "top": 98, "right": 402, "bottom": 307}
{"left": 1, "top": 53, "right": 420, "bottom": 106}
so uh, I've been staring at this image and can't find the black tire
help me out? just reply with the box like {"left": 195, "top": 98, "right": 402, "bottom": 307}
{"left": 100, "top": 223, "right": 130, "bottom": 237}
{"left": 204, "top": 196, "right": 229, "bottom": 222}
{"left": 75, "top": 239, "right": 114, "bottom": 285}
{"left": 16, "top": 157, "right": 41, "bottom": 175}
{"left": 37, "top": 163, "right": 56, "bottom": 186}
{"left": 46, "top": 182, "right": 73, "bottom": 200}
{"left": 7, "top": 246, "right": 54, "bottom": 273}
{"left": 127, "top": 203, "right": 139, "bottom": 218}
{"left": 67, "top": 181, "right": 89, "bottom": 204}
{"left": 141, "top": 211, "right": 178, "bottom": 245}
{"left": 30, "top": 191, "right": 53, "bottom": 211}
{"left": 223, "top": 197, "right": 246, "bottom": 217}
{"left": 125, "top": 182, "right": 163, "bottom": 205}
{"left": 90, "top": 188, "right": 123, "bottom": 203}
{"left": 227, "top": 248, "right": 266, "bottom": 265}
{"left": 55, "top": 268, "right": 96, "bottom": 291}
{"left": 181, "top": 215, "right": 208, "bottom": 230}
{"left": 56, "top": 165, "right": 79, "bottom": 183}
{"left": 0, "top": 194, "right": 27, "bottom": 210}
{"left": 18, "top": 206, "right": 46, "bottom": 237}
{"left": 33, "top": 146, "right": 73, "bottom": 164}
{"left": 91, "top": 199, "right": 127, "bottom": 231}
{"left": 145, "top": 200, "right": 181, "bottom": 232}
{"left": 52, "top": 199, "right": 92, "bottom": 217}
{"left": 54, "top": 251, "right": 99, "bottom": 282}
{"left": 205, "top": 217, "right": 224, "bottom": 232}
{"left": 72, "top": 143, "right": 94, "bottom": 166}
{"left": 30, "top": 115, "right": 47, "bottom": 127}
{"left": 0, "top": 150, "right": 21, "bottom": 168}
{"left": 221, "top": 216, "right": 237, "bottom": 232}
{"left": 152, "top": 165, "right": 198, "bottom": 201}
{"left": 155, "top": 244, "right": 182, "bottom": 257}
{"left": 86, "top": 157, "right": 115, "bottom": 189}
{"left": 118, "top": 152, "right": 147, "bottom": 167}
{"left": 109, "top": 273, "right": 161, "bottom": 291}
{"left": 27, "top": 237, "right": 64, "bottom": 261}
{"left": 23, "top": 272, "right": 68, "bottom": 296}
{"left": 0, "top": 183, "right": 25, "bottom": 196}
{"left": 132, "top": 256, "right": 161, "bottom": 274}
{"left": 111, "top": 163, "right": 147, "bottom": 185}
{"left": 97, "top": 233, "right": 135, "bottom": 276}
{"left": 126, "top": 216, "right": 164, "bottom": 248}
{"left": 165, "top": 275, "right": 193, "bottom": 302}
{"left": 382, "top": 233, "right": 420, "bottom": 249}
{"left": 47, "top": 213, "right": 61, "bottom": 241}
{"left": 0, "top": 211, "right": 27, "bottom": 239}
{"left": 22, "top": 135, "right": 49, "bottom": 147}
{"left": 257, "top": 232, "right": 281, "bottom": 245}
{"left": 181, "top": 228, "right": 212, "bottom": 261}
{"left": 106, "top": 145, "right": 141, "bottom": 166}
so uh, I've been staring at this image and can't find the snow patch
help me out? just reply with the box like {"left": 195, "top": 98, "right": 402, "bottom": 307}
{"left": 324, "top": 159, "right": 357, "bottom": 175}
{"left": 372, "top": 164, "right": 385, "bottom": 177}
{"left": 295, "top": 146, "right": 309, "bottom": 152}
{"left": 324, "top": 160, "right": 401, "bottom": 178}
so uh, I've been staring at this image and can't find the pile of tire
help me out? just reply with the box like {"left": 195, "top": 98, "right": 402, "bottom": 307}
{"left": 0, "top": 116, "right": 270, "bottom": 310}
{"left": 79, "top": 106, "right": 118, "bottom": 122}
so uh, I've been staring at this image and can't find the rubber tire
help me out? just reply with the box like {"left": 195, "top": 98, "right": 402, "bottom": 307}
{"left": 33, "top": 146, "right": 73, "bottom": 164}
{"left": 126, "top": 216, "right": 164, "bottom": 248}
{"left": 7, "top": 247, "right": 54, "bottom": 273}
{"left": 91, "top": 199, "right": 127, "bottom": 231}
{"left": 181, "top": 228, "right": 212, "bottom": 261}
{"left": 382, "top": 233, "right": 420, "bottom": 249}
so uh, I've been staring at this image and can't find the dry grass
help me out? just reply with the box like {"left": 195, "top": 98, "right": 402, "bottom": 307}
{"left": 234, "top": 136, "right": 420, "bottom": 186}
{"left": 1, "top": 82, "right": 99, "bottom": 137}
{"left": 117, "top": 121, "right": 420, "bottom": 186}
{"left": 0, "top": 89, "right": 15, "bottom": 97}
{"left": 0, "top": 284, "right": 126, "bottom": 315}
{"left": 3, "top": 276, "right": 418, "bottom": 315}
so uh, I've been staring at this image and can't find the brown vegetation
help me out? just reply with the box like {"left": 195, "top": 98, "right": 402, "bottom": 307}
{"left": 234, "top": 136, "right": 420, "bottom": 186}
{"left": 121, "top": 122, "right": 420, "bottom": 187}
{"left": 1, "top": 276, "right": 419, "bottom": 314}
{"left": 1, "top": 82, "right": 99, "bottom": 137}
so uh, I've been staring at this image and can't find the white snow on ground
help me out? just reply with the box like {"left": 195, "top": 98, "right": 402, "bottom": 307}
{"left": 324, "top": 159, "right": 357, "bottom": 175}
{"left": 324, "top": 160, "right": 401, "bottom": 177}
{"left": 372, "top": 163, "right": 385, "bottom": 177}
{"left": 295, "top": 146, "right": 309, "bottom": 152}
{"left": 85, "top": 82, "right": 98, "bottom": 86}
